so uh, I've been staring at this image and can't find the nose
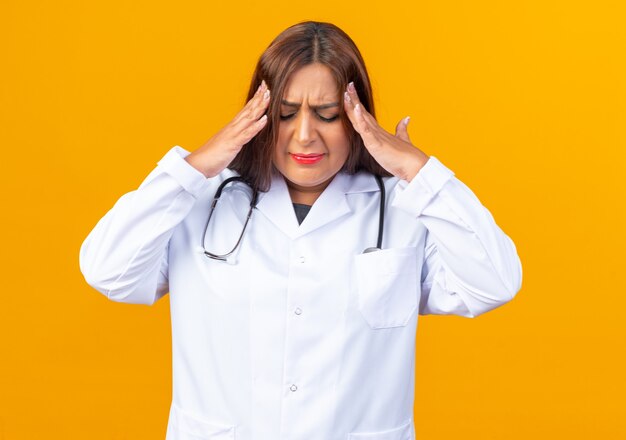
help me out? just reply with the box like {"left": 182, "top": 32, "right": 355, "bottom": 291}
{"left": 294, "top": 110, "right": 316, "bottom": 146}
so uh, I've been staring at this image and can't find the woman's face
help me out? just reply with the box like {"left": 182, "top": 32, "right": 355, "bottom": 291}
{"left": 273, "top": 63, "right": 350, "bottom": 204}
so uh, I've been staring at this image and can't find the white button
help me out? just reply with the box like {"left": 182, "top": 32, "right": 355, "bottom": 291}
{"left": 290, "top": 384, "right": 298, "bottom": 392}
{"left": 294, "top": 307, "right": 302, "bottom": 315}
{"left": 299, "top": 256, "right": 306, "bottom": 263}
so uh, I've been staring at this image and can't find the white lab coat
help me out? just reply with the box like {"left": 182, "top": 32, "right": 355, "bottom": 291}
{"left": 79, "top": 145, "right": 522, "bottom": 440}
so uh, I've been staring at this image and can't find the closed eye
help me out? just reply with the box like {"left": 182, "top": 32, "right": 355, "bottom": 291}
{"left": 279, "top": 112, "right": 339, "bottom": 123}
{"left": 318, "top": 114, "right": 340, "bottom": 123}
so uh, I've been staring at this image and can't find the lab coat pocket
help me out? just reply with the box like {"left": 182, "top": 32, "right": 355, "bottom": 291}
{"left": 354, "top": 247, "right": 418, "bottom": 329}
{"left": 167, "top": 403, "right": 236, "bottom": 440}
{"left": 348, "top": 418, "right": 413, "bottom": 439}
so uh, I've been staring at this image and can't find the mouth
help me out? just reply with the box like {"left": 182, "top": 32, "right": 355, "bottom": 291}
{"left": 289, "top": 153, "right": 325, "bottom": 165}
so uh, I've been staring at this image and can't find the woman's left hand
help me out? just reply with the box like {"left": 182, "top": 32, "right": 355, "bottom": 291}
{"left": 343, "top": 82, "right": 430, "bottom": 182}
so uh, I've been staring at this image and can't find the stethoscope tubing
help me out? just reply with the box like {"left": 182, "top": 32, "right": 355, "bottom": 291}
{"left": 202, "top": 173, "right": 385, "bottom": 260}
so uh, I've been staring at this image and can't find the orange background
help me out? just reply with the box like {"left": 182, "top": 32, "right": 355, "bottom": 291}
{"left": 1, "top": 0, "right": 625, "bottom": 438}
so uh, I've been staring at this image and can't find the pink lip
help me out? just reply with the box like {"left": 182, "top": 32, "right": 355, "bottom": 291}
{"left": 290, "top": 153, "right": 324, "bottom": 165}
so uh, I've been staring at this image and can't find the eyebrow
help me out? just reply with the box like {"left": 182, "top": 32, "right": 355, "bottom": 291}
{"left": 281, "top": 99, "right": 340, "bottom": 110}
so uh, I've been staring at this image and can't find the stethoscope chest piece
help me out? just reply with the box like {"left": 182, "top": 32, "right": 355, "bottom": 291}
{"left": 362, "top": 247, "right": 381, "bottom": 254}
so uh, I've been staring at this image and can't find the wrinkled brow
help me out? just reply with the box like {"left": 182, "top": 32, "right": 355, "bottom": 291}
{"left": 281, "top": 99, "right": 340, "bottom": 110}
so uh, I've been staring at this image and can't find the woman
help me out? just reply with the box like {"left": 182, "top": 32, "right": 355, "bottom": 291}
{"left": 80, "top": 20, "right": 522, "bottom": 440}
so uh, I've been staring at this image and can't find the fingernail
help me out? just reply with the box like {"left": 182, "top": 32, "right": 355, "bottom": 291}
{"left": 261, "top": 79, "right": 267, "bottom": 90}
{"left": 263, "top": 89, "right": 270, "bottom": 100}
{"left": 348, "top": 82, "right": 355, "bottom": 92}
{"left": 404, "top": 116, "right": 410, "bottom": 125}
{"left": 344, "top": 91, "right": 351, "bottom": 103}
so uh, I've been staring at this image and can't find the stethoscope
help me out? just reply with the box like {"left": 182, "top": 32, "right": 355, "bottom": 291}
{"left": 201, "top": 174, "right": 385, "bottom": 261}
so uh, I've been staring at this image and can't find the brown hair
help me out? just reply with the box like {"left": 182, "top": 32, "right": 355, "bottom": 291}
{"left": 228, "top": 20, "right": 392, "bottom": 192}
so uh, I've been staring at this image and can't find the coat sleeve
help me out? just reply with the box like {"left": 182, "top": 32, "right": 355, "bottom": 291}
{"left": 390, "top": 156, "right": 523, "bottom": 318}
{"left": 79, "top": 145, "right": 211, "bottom": 305}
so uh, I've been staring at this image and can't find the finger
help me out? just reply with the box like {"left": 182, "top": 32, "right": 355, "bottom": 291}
{"left": 343, "top": 91, "right": 374, "bottom": 141}
{"left": 342, "top": 89, "right": 356, "bottom": 121}
{"left": 343, "top": 90, "right": 364, "bottom": 132}
{"left": 247, "top": 84, "right": 270, "bottom": 117}
{"left": 235, "top": 86, "right": 271, "bottom": 127}
{"left": 345, "top": 82, "right": 368, "bottom": 124}
{"left": 346, "top": 99, "right": 385, "bottom": 149}
{"left": 346, "top": 82, "right": 363, "bottom": 108}
{"left": 235, "top": 114, "right": 268, "bottom": 145}
{"left": 346, "top": 82, "right": 377, "bottom": 126}
{"left": 394, "top": 116, "right": 411, "bottom": 142}
{"left": 244, "top": 80, "right": 267, "bottom": 110}
{"left": 251, "top": 87, "right": 271, "bottom": 119}
{"left": 346, "top": 84, "right": 399, "bottom": 150}
{"left": 343, "top": 86, "right": 374, "bottom": 131}
{"left": 234, "top": 80, "right": 269, "bottom": 122}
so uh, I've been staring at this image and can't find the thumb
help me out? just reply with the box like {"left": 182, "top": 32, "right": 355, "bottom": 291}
{"left": 395, "top": 116, "right": 411, "bottom": 142}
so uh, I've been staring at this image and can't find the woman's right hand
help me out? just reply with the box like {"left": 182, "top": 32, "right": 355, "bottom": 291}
{"left": 185, "top": 80, "right": 271, "bottom": 178}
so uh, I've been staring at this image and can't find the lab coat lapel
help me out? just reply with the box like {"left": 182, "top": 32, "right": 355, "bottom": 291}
{"left": 294, "top": 172, "right": 351, "bottom": 238}
{"left": 255, "top": 173, "right": 300, "bottom": 239}
{"left": 255, "top": 171, "right": 351, "bottom": 239}
{"left": 255, "top": 171, "right": 377, "bottom": 239}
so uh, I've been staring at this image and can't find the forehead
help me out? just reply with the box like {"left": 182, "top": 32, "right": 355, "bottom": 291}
{"left": 282, "top": 63, "right": 339, "bottom": 103}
